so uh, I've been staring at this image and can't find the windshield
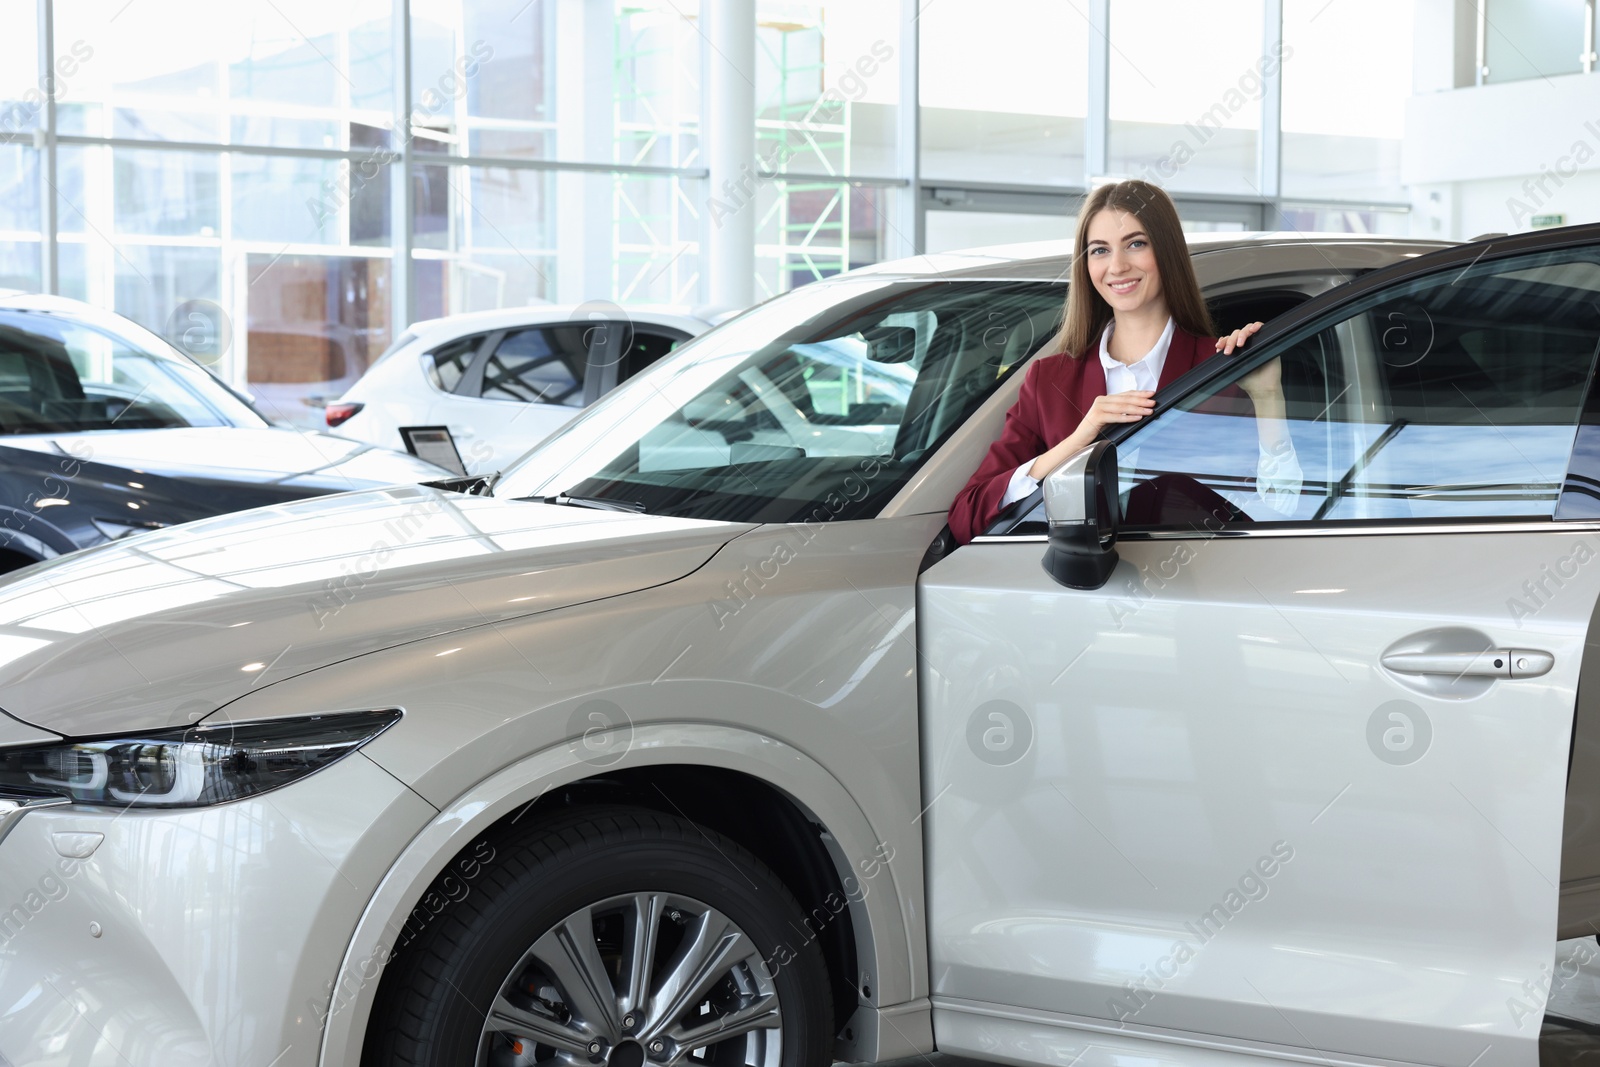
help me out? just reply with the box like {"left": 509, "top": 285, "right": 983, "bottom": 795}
{"left": 494, "top": 279, "right": 1065, "bottom": 523}
{"left": 0, "top": 310, "right": 267, "bottom": 434}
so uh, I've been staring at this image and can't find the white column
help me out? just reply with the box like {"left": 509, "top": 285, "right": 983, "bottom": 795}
{"left": 1258, "top": 0, "right": 1282, "bottom": 202}
{"left": 894, "top": 0, "right": 920, "bottom": 258}
{"left": 37, "top": 0, "right": 57, "bottom": 294}
{"left": 1408, "top": 0, "right": 1478, "bottom": 239}
{"left": 706, "top": 0, "right": 755, "bottom": 312}
{"left": 390, "top": 0, "right": 414, "bottom": 337}
{"left": 554, "top": 0, "right": 614, "bottom": 305}
{"left": 1412, "top": 0, "right": 1480, "bottom": 92}
{"left": 1085, "top": 0, "right": 1109, "bottom": 184}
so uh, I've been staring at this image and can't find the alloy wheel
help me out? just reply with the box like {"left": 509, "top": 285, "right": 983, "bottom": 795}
{"left": 479, "top": 892, "right": 783, "bottom": 1067}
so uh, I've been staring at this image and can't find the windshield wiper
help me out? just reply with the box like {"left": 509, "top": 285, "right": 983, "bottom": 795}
{"left": 541, "top": 494, "right": 648, "bottom": 514}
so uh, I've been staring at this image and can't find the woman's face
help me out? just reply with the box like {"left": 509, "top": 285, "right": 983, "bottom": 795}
{"left": 1084, "top": 208, "right": 1166, "bottom": 317}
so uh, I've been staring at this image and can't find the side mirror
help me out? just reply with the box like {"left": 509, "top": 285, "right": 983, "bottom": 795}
{"left": 1041, "top": 440, "right": 1120, "bottom": 590}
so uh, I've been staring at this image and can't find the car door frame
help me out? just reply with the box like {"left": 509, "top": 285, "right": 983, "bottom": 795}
{"left": 1556, "top": 366, "right": 1600, "bottom": 937}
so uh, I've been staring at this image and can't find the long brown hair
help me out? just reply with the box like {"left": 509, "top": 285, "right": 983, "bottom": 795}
{"left": 1055, "top": 180, "right": 1215, "bottom": 358}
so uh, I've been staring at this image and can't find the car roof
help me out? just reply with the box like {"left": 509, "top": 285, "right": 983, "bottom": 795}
{"left": 407, "top": 304, "right": 716, "bottom": 343}
{"left": 844, "top": 232, "right": 1457, "bottom": 283}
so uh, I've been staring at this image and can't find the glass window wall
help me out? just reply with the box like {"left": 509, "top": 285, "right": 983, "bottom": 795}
{"left": 1282, "top": 0, "right": 1412, "bottom": 202}
{"left": 754, "top": 180, "right": 893, "bottom": 298}
{"left": 11, "top": 0, "right": 1461, "bottom": 428}
{"left": 55, "top": 0, "right": 395, "bottom": 149}
{"left": 755, "top": 0, "right": 898, "bottom": 178}
{"left": 413, "top": 161, "right": 554, "bottom": 315}
{"left": 1108, "top": 0, "right": 1265, "bottom": 196}
{"left": 1484, "top": 0, "right": 1587, "bottom": 83}
{"left": 919, "top": 0, "right": 1087, "bottom": 186}
{"left": 0, "top": 1, "right": 42, "bottom": 135}
{"left": 0, "top": 145, "right": 41, "bottom": 292}
{"left": 1, "top": 1, "right": 43, "bottom": 292}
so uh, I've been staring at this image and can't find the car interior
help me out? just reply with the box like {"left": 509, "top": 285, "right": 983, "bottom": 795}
{"left": 0, "top": 319, "right": 206, "bottom": 434}
{"left": 561, "top": 281, "right": 1067, "bottom": 524}
{"left": 425, "top": 323, "right": 691, "bottom": 408}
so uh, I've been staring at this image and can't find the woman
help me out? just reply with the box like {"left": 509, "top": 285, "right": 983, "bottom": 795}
{"left": 947, "top": 179, "right": 1295, "bottom": 544}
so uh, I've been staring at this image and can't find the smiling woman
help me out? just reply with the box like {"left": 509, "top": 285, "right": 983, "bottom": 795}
{"left": 946, "top": 179, "right": 1278, "bottom": 544}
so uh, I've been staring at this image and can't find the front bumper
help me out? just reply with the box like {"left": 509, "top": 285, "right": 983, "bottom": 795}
{"left": 0, "top": 752, "right": 434, "bottom": 1067}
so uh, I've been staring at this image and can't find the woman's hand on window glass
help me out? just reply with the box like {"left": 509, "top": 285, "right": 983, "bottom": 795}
{"left": 1237, "top": 355, "right": 1283, "bottom": 400}
{"left": 1215, "top": 321, "right": 1264, "bottom": 355}
{"left": 1237, "top": 354, "right": 1300, "bottom": 515}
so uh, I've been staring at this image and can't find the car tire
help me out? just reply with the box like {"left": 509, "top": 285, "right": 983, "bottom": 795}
{"left": 362, "top": 806, "right": 835, "bottom": 1067}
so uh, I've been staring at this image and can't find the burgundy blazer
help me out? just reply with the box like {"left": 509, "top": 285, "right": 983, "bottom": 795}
{"left": 947, "top": 327, "right": 1220, "bottom": 544}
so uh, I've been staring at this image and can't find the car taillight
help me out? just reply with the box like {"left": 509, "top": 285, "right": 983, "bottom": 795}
{"left": 325, "top": 402, "right": 364, "bottom": 427}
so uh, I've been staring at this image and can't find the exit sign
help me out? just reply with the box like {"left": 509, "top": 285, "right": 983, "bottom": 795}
{"left": 1531, "top": 213, "right": 1566, "bottom": 228}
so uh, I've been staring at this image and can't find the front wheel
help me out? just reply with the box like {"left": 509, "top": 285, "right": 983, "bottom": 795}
{"left": 364, "top": 808, "right": 835, "bottom": 1067}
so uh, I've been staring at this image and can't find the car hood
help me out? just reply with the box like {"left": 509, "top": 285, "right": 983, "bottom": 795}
{"left": 0, "top": 427, "right": 451, "bottom": 489}
{"left": 0, "top": 486, "right": 748, "bottom": 736}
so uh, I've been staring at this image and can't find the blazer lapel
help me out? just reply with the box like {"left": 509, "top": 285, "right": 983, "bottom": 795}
{"left": 1074, "top": 351, "right": 1108, "bottom": 421}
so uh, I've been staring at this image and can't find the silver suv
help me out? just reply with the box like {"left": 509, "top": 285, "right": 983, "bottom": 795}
{"left": 17, "top": 229, "right": 1600, "bottom": 1067}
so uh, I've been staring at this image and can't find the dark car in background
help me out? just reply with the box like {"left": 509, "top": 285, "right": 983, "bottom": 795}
{"left": 0, "top": 293, "right": 452, "bottom": 575}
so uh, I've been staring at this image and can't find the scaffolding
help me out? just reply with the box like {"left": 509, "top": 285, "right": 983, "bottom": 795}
{"left": 753, "top": 8, "right": 852, "bottom": 297}
{"left": 612, "top": 2, "right": 701, "bottom": 304}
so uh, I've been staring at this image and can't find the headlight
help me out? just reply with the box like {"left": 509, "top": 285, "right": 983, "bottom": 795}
{"left": 0, "top": 709, "right": 401, "bottom": 809}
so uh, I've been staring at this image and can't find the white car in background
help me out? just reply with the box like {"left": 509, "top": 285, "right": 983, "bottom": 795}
{"left": 327, "top": 305, "right": 717, "bottom": 474}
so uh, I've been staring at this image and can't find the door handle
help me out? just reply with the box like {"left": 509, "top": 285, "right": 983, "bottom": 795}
{"left": 1380, "top": 648, "right": 1553, "bottom": 679}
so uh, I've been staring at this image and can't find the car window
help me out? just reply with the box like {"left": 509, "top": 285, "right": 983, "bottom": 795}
{"left": 493, "top": 280, "right": 1065, "bottom": 523}
{"left": 0, "top": 311, "right": 262, "bottom": 433}
{"left": 1207, "top": 289, "right": 1311, "bottom": 336}
{"left": 480, "top": 327, "right": 588, "bottom": 406}
{"left": 1110, "top": 248, "right": 1600, "bottom": 527}
{"left": 425, "top": 334, "right": 481, "bottom": 393}
{"left": 620, "top": 329, "right": 687, "bottom": 383}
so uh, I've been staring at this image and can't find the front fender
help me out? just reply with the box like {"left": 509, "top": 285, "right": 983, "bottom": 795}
{"left": 213, "top": 515, "right": 940, "bottom": 1064}
{"left": 303, "top": 723, "right": 921, "bottom": 1067}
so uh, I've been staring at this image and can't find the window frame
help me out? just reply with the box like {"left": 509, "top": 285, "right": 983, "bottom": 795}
{"left": 423, "top": 329, "right": 501, "bottom": 398}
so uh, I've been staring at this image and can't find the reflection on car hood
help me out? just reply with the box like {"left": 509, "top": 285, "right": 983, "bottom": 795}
{"left": 0, "top": 427, "right": 451, "bottom": 488}
{"left": 0, "top": 486, "right": 747, "bottom": 735}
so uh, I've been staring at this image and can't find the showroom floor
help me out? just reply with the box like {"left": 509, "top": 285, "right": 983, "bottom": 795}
{"left": 1545, "top": 938, "right": 1600, "bottom": 1062}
